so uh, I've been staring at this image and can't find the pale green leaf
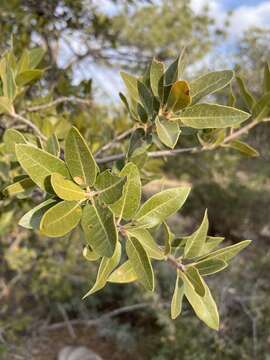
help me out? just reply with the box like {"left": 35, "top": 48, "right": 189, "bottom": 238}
{"left": 4, "top": 129, "right": 26, "bottom": 154}
{"left": 51, "top": 173, "right": 86, "bottom": 201}
{"left": 82, "top": 246, "right": 100, "bottom": 262}
{"left": 186, "top": 266, "right": 205, "bottom": 296}
{"left": 134, "top": 187, "right": 190, "bottom": 228}
{"left": 127, "top": 227, "right": 164, "bottom": 260}
{"left": 200, "top": 236, "right": 225, "bottom": 256}
{"left": 150, "top": 58, "right": 164, "bottom": 97}
{"left": 162, "top": 221, "right": 174, "bottom": 256}
{"left": 81, "top": 203, "right": 117, "bottom": 257}
{"left": 120, "top": 71, "right": 140, "bottom": 102}
{"left": 252, "top": 92, "right": 270, "bottom": 121}
{"left": 15, "top": 144, "right": 69, "bottom": 191}
{"left": 19, "top": 198, "right": 58, "bottom": 230}
{"left": 200, "top": 240, "right": 251, "bottom": 263}
{"left": 108, "top": 260, "right": 138, "bottom": 283}
{"left": 194, "top": 258, "right": 227, "bottom": 276}
{"left": 95, "top": 170, "right": 126, "bottom": 205}
{"left": 263, "top": 62, "right": 270, "bottom": 93}
{"left": 3, "top": 177, "right": 35, "bottom": 196}
{"left": 155, "top": 116, "right": 181, "bottom": 149}
{"left": 65, "top": 126, "right": 98, "bottom": 186}
{"left": 180, "top": 104, "right": 250, "bottom": 129}
{"left": 171, "top": 273, "right": 184, "bottom": 319}
{"left": 83, "top": 242, "right": 121, "bottom": 297}
{"left": 181, "top": 272, "right": 219, "bottom": 330}
{"left": 0, "top": 96, "right": 14, "bottom": 114}
{"left": 190, "top": 70, "right": 233, "bottom": 104}
{"left": 126, "top": 236, "right": 154, "bottom": 291}
{"left": 16, "top": 69, "right": 43, "bottom": 86}
{"left": 184, "top": 210, "right": 209, "bottom": 258}
{"left": 137, "top": 80, "right": 153, "bottom": 116}
{"left": 28, "top": 47, "right": 45, "bottom": 69}
{"left": 110, "top": 162, "right": 141, "bottom": 221}
{"left": 225, "top": 140, "right": 259, "bottom": 157}
{"left": 235, "top": 75, "right": 256, "bottom": 111}
{"left": 40, "top": 200, "right": 82, "bottom": 237}
{"left": 46, "top": 134, "right": 60, "bottom": 157}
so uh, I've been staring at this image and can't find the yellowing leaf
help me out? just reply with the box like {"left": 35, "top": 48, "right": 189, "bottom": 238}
{"left": 65, "top": 127, "right": 98, "bottom": 186}
{"left": 0, "top": 96, "right": 14, "bottom": 114}
{"left": 126, "top": 237, "right": 154, "bottom": 291}
{"left": 40, "top": 201, "right": 82, "bottom": 237}
{"left": 166, "top": 80, "right": 191, "bottom": 112}
{"left": 51, "top": 173, "right": 86, "bottom": 201}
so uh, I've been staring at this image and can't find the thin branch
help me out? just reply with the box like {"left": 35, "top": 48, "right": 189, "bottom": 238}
{"left": 21, "top": 96, "right": 93, "bottom": 114}
{"left": 43, "top": 302, "right": 169, "bottom": 331}
{"left": 8, "top": 112, "right": 47, "bottom": 140}
{"left": 95, "top": 127, "right": 135, "bottom": 157}
{"left": 222, "top": 119, "right": 259, "bottom": 144}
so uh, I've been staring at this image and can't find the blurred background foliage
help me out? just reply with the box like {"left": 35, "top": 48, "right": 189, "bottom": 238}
{"left": 0, "top": 0, "right": 269, "bottom": 359}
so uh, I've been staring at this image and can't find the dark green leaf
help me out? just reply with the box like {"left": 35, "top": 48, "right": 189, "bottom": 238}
{"left": 194, "top": 258, "right": 227, "bottom": 276}
{"left": 236, "top": 75, "right": 256, "bottom": 111}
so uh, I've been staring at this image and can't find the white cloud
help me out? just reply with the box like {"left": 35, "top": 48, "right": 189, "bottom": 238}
{"left": 191, "top": 0, "right": 270, "bottom": 39}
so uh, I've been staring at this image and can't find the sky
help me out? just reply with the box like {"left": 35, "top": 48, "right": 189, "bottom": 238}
{"left": 70, "top": 0, "right": 270, "bottom": 100}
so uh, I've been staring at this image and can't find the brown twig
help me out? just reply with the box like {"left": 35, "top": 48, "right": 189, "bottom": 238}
{"left": 8, "top": 112, "right": 47, "bottom": 140}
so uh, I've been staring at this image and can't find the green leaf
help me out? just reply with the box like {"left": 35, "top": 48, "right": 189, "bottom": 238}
{"left": 190, "top": 70, "right": 233, "bottom": 104}
{"left": 137, "top": 80, "right": 153, "bottom": 116}
{"left": 181, "top": 272, "right": 219, "bottom": 330}
{"left": 0, "top": 96, "right": 14, "bottom": 114}
{"left": 171, "top": 273, "right": 184, "bottom": 320}
{"left": 83, "top": 242, "right": 121, "bottom": 297}
{"left": 108, "top": 260, "right": 138, "bottom": 283}
{"left": 200, "top": 236, "right": 225, "bottom": 256}
{"left": 150, "top": 58, "right": 164, "bottom": 97}
{"left": 155, "top": 116, "right": 181, "bottom": 149}
{"left": 4, "top": 129, "right": 26, "bottom": 154}
{"left": 134, "top": 187, "right": 190, "bottom": 228}
{"left": 185, "top": 266, "right": 205, "bottom": 297}
{"left": 194, "top": 258, "right": 227, "bottom": 276}
{"left": 184, "top": 210, "right": 209, "bottom": 258}
{"left": 46, "top": 134, "right": 60, "bottom": 157}
{"left": 95, "top": 170, "right": 126, "bottom": 205}
{"left": 162, "top": 221, "right": 174, "bottom": 256}
{"left": 166, "top": 80, "right": 191, "bottom": 112}
{"left": 235, "top": 75, "right": 256, "bottom": 111}
{"left": 120, "top": 71, "right": 140, "bottom": 102}
{"left": 227, "top": 84, "right": 236, "bottom": 107}
{"left": 127, "top": 227, "right": 164, "bottom": 260}
{"left": 252, "top": 92, "right": 270, "bottom": 121}
{"left": 28, "top": 47, "right": 45, "bottom": 69}
{"left": 5, "top": 66, "right": 16, "bottom": 100}
{"left": 65, "top": 126, "right": 98, "bottom": 186}
{"left": 15, "top": 144, "right": 69, "bottom": 191}
{"left": 110, "top": 162, "right": 141, "bottom": 221}
{"left": 81, "top": 203, "right": 117, "bottom": 257}
{"left": 17, "top": 50, "right": 30, "bottom": 73}
{"left": 19, "top": 198, "right": 58, "bottom": 230}
{"left": 225, "top": 140, "right": 259, "bottom": 157}
{"left": 200, "top": 240, "right": 251, "bottom": 263}
{"left": 82, "top": 246, "right": 100, "bottom": 262}
{"left": 40, "top": 200, "right": 82, "bottom": 237}
{"left": 180, "top": 103, "right": 250, "bottom": 129}
{"left": 16, "top": 69, "right": 43, "bottom": 86}
{"left": 3, "top": 177, "right": 35, "bottom": 196}
{"left": 164, "top": 52, "right": 185, "bottom": 85}
{"left": 50, "top": 173, "right": 86, "bottom": 201}
{"left": 126, "top": 237, "right": 154, "bottom": 291}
